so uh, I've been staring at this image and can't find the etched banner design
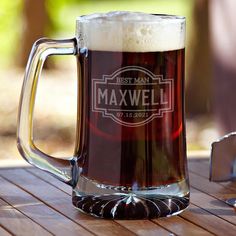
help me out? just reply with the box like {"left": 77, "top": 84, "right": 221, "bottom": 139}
{"left": 92, "top": 66, "right": 174, "bottom": 127}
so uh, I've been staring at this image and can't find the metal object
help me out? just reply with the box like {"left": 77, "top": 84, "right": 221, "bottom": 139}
{"left": 226, "top": 198, "right": 236, "bottom": 207}
{"left": 210, "top": 132, "right": 236, "bottom": 182}
{"left": 210, "top": 132, "right": 236, "bottom": 207}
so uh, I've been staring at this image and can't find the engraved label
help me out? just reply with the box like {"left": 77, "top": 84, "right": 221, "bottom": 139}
{"left": 119, "top": 90, "right": 127, "bottom": 106}
{"left": 98, "top": 88, "right": 108, "bottom": 104}
{"left": 109, "top": 90, "right": 117, "bottom": 105}
{"left": 92, "top": 66, "right": 174, "bottom": 127}
{"left": 129, "top": 90, "right": 141, "bottom": 106}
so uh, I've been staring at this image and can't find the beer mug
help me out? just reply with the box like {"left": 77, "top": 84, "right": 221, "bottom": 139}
{"left": 17, "top": 12, "right": 189, "bottom": 219}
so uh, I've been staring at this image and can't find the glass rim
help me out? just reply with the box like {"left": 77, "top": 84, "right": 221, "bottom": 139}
{"left": 76, "top": 12, "right": 185, "bottom": 23}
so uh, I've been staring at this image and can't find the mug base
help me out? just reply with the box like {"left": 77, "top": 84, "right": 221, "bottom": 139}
{"left": 72, "top": 177, "right": 189, "bottom": 219}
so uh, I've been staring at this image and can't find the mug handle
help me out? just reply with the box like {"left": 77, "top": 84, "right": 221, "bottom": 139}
{"left": 17, "top": 38, "right": 79, "bottom": 187}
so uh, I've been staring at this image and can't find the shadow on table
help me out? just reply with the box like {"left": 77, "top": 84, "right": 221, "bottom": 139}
{"left": 189, "top": 200, "right": 235, "bottom": 216}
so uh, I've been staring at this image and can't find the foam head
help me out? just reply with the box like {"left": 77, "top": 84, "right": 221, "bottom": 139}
{"left": 76, "top": 11, "right": 185, "bottom": 52}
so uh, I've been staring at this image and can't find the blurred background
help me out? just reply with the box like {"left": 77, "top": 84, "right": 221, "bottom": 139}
{"left": 1, "top": 0, "right": 235, "bottom": 166}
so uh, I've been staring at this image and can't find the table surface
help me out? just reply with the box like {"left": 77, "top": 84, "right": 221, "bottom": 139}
{"left": 0, "top": 158, "right": 235, "bottom": 236}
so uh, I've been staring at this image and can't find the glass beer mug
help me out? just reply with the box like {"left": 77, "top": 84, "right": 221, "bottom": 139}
{"left": 17, "top": 12, "right": 189, "bottom": 219}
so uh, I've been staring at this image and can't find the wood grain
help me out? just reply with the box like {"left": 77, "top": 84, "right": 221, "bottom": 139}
{"left": 26, "top": 168, "right": 71, "bottom": 194}
{"left": 181, "top": 203, "right": 236, "bottom": 236}
{"left": 26, "top": 168, "right": 174, "bottom": 235}
{"left": 153, "top": 215, "right": 213, "bottom": 236}
{"left": 0, "top": 198, "right": 51, "bottom": 236}
{"left": 0, "top": 175, "right": 93, "bottom": 236}
{"left": 0, "top": 226, "right": 12, "bottom": 236}
{"left": 26, "top": 168, "right": 177, "bottom": 236}
{"left": 0, "top": 159, "right": 234, "bottom": 235}
{"left": 190, "top": 187, "right": 236, "bottom": 225}
{"left": 26, "top": 167, "right": 213, "bottom": 235}
{"left": 116, "top": 220, "right": 171, "bottom": 236}
{"left": 189, "top": 159, "right": 236, "bottom": 193}
{"left": 0, "top": 169, "right": 136, "bottom": 236}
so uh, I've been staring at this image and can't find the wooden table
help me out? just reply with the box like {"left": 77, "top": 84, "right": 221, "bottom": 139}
{"left": 0, "top": 158, "right": 235, "bottom": 236}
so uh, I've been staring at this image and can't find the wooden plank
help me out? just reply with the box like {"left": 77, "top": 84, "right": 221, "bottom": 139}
{"left": 188, "top": 159, "right": 210, "bottom": 178}
{"left": 220, "top": 181, "right": 236, "bottom": 192}
{"left": 0, "top": 198, "right": 51, "bottom": 236}
{"left": 190, "top": 171, "right": 236, "bottom": 197}
{"left": 0, "top": 176, "right": 93, "bottom": 236}
{"left": 26, "top": 168, "right": 71, "bottom": 194}
{"left": 5, "top": 162, "right": 236, "bottom": 235}
{"left": 26, "top": 168, "right": 173, "bottom": 235}
{"left": 25, "top": 166, "right": 223, "bottom": 235}
{"left": 153, "top": 215, "right": 213, "bottom": 236}
{"left": 188, "top": 161, "right": 236, "bottom": 228}
{"left": 189, "top": 159, "right": 236, "bottom": 192}
{"left": 189, "top": 159, "right": 236, "bottom": 193}
{"left": 0, "top": 226, "right": 12, "bottom": 236}
{"left": 0, "top": 169, "right": 138, "bottom": 236}
{"left": 181, "top": 204, "right": 236, "bottom": 236}
{"left": 183, "top": 160, "right": 236, "bottom": 234}
{"left": 190, "top": 186, "right": 236, "bottom": 226}
{"left": 116, "top": 220, "right": 171, "bottom": 236}
{"left": 26, "top": 168, "right": 174, "bottom": 236}
{"left": 27, "top": 167, "right": 211, "bottom": 235}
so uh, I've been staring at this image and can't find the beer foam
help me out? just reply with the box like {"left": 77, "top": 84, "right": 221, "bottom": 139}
{"left": 76, "top": 11, "right": 185, "bottom": 52}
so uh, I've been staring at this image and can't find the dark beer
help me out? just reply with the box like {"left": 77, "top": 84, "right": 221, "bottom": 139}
{"left": 72, "top": 12, "right": 189, "bottom": 219}
{"left": 75, "top": 48, "right": 186, "bottom": 189}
